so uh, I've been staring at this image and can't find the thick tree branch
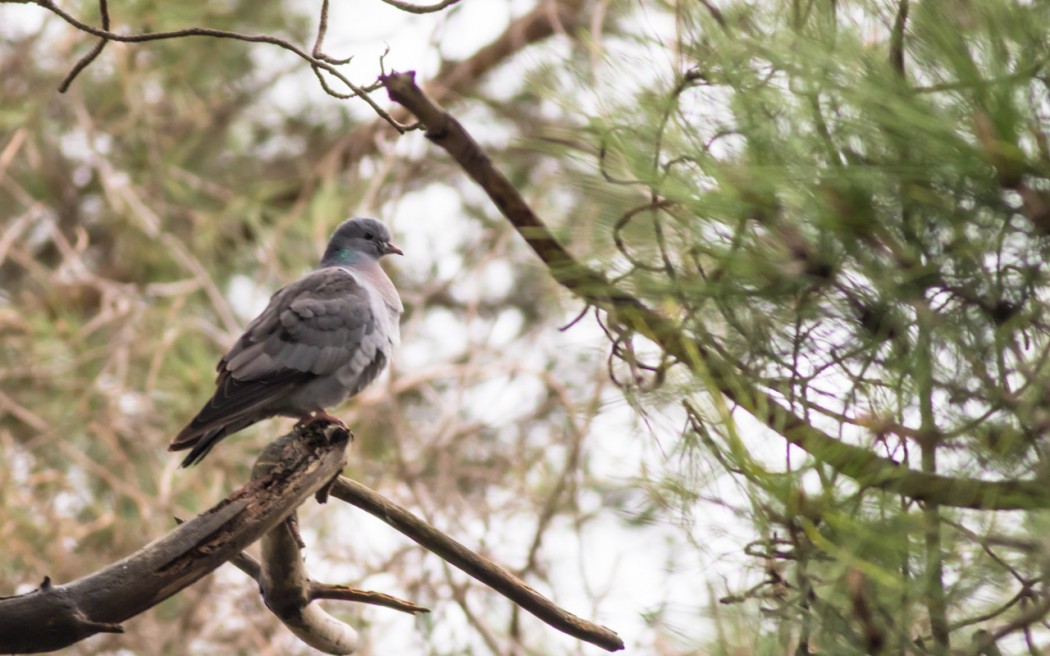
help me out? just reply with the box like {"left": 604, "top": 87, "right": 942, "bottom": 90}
{"left": 0, "top": 423, "right": 350, "bottom": 654}
{"left": 230, "top": 434, "right": 425, "bottom": 654}
{"left": 249, "top": 434, "right": 360, "bottom": 655}
{"left": 262, "top": 519, "right": 359, "bottom": 654}
{"left": 330, "top": 476, "right": 625, "bottom": 652}
{"left": 380, "top": 69, "right": 1050, "bottom": 512}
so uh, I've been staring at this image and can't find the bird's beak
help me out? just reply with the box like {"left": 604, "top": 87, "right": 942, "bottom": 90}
{"left": 385, "top": 242, "right": 404, "bottom": 256}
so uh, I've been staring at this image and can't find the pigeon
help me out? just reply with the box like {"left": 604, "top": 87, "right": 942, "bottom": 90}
{"left": 169, "top": 217, "right": 404, "bottom": 467}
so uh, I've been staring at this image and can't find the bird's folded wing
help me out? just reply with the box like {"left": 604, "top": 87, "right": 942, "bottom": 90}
{"left": 169, "top": 369, "right": 314, "bottom": 451}
{"left": 169, "top": 267, "right": 380, "bottom": 450}
{"left": 224, "top": 267, "right": 379, "bottom": 379}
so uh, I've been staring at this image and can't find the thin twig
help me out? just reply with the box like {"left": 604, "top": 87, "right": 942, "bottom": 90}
{"left": 308, "top": 584, "right": 429, "bottom": 615}
{"left": 32, "top": 0, "right": 408, "bottom": 130}
{"left": 330, "top": 476, "right": 625, "bottom": 652}
{"left": 58, "top": 0, "right": 110, "bottom": 92}
{"left": 311, "top": 0, "right": 350, "bottom": 64}
{"left": 377, "top": 0, "right": 462, "bottom": 13}
{"left": 315, "top": 0, "right": 587, "bottom": 176}
{"left": 991, "top": 590, "right": 1050, "bottom": 641}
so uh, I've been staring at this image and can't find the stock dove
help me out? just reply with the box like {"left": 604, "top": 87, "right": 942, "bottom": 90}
{"left": 169, "top": 217, "right": 403, "bottom": 467}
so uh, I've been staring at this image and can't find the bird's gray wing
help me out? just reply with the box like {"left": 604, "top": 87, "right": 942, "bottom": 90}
{"left": 169, "top": 267, "right": 379, "bottom": 463}
{"left": 223, "top": 266, "right": 378, "bottom": 379}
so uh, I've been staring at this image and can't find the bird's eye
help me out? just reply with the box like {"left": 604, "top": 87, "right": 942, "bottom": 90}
{"left": 364, "top": 232, "right": 375, "bottom": 240}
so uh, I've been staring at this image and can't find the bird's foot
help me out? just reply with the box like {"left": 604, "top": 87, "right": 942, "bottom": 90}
{"left": 295, "top": 410, "right": 348, "bottom": 431}
{"left": 296, "top": 410, "right": 352, "bottom": 445}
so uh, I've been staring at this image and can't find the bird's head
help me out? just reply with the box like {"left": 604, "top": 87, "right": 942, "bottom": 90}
{"left": 321, "top": 217, "right": 403, "bottom": 266}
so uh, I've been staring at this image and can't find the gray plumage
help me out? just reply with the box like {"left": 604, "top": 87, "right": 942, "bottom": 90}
{"left": 170, "top": 217, "right": 403, "bottom": 467}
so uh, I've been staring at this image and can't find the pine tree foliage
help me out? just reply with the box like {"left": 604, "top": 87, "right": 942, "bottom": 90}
{"left": 555, "top": 0, "right": 1050, "bottom": 652}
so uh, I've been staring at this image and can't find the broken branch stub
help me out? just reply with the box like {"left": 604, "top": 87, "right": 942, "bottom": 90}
{"left": 251, "top": 429, "right": 360, "bottom": 655}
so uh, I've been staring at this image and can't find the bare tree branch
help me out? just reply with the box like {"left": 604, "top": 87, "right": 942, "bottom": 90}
{"left": 0, "top": 423, "right": 350, "bottom": 654}
{"left": 329, "top": 476, "right": 626, "bottom": 652}
{"left": 311, "top": 0, "right": 350, "bottom": 64}
{"left": 308, "top": 584, "right": 428, "bottom": 614}
{"left": 377, "top": 0, "right": 462, "bottom": 14}
{"left": 24, "top": 0, "right": 406, "bottom": 129}
{"left": 13, "top": 0, "right": 592, "bottom": 195}
{"left": 57, "top": 0, "right": 109, "bottom": 92}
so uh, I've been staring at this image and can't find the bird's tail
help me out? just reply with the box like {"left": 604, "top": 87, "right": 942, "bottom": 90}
{"left": 169, "top": 425, "right": 229, "bottom": 468}
{"left": 170, "top": 415, "right": 254, "bottom": 467}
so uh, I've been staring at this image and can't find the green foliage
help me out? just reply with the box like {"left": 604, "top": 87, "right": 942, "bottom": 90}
{"left": 541, "top": 0, "right": 1050, "bottom": 651}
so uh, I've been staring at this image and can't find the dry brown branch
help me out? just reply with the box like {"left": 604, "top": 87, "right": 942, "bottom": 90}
{"left": 379, "top": 68, "right": 1050, "bottom": 512}
{"left": 57, "top": 0, "right": 109, "bottom": 91}
{"left": 0, "top": 423, "right": 350, "bottom": 653}
{"left": 329, "top": 476, "right": 626, "bottom": 652}
{"left": 377, "top": 0, "right": 462, "bottom": 13}
{"left": 308, "top": 584, "right": 428, "bottom": 613}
